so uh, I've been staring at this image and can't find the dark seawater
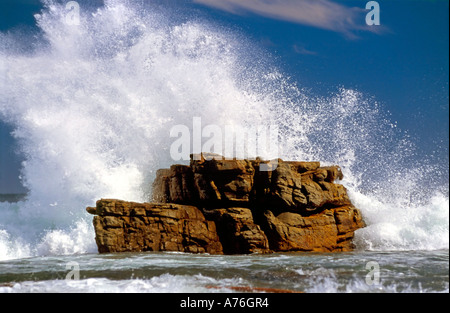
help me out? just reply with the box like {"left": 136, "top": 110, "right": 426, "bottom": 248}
{"left": 0, "top": 194, "right": 27, "bottom": 203}
{"left": 0, "top": 250, "right": 448, "bottom": 293}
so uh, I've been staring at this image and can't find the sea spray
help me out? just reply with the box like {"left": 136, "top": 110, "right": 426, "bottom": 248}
{"left": 0, "top": 0, "right": 448, "bottom": 260}
{"left": 0, "top": 0, "right": 281, "bottom": 259}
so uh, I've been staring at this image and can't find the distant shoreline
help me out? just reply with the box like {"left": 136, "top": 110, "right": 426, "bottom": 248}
{"left": 0, "top": 193, "right": 27, "bottom": 203}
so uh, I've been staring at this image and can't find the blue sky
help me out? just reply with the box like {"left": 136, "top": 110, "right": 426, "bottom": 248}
{"left": 0, "top": 0, "right": 449, "bottom": 193}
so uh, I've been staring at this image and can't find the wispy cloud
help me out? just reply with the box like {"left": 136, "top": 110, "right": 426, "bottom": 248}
{"left": 193, "top": 0, "right": 378, "bottom": 37}
{"left": 293, "top": 44, "right": 317, "bottom": 55}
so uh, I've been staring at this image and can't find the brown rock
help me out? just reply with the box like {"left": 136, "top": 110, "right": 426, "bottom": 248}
{"left": 151, "top": 169, "right": 171, "bottom": 203}
{"left": 193, "top": 173, "right": 221, "bottom": 202}
{"left": 88, "top": 199, "right": 223, "bottom": 254}
{"left": 168, "top": 165, "right": 196, "bottom": 204}
{"left": 203, "top": 207, "right": 270, "bottom": 254}
{"left": 262, "top": 210, "right": 337, "bottom": 252}
{"left": 86, "top": 206, "right": 96, "bottom": 215}
{"left": 152, "top": 156, "right": 350, "bottom": 213}
{"left": 286, "top": 161, "right": 321, "bottom": 173}
{"left": 299, "top": 168, "right": 351, "bottom": 212}
{"left": 191, "top": 155, "right": 255, "bottom": 205}
{"left": 334, "top": 206, "right": 366, "bottom": 235}
{"left": 268, "top": 162, "right": 350, "bottom": 213}
{"left": 269, "top": 162, "right": 303, "bottom": 209}
{"left": 320, "top": 166, "right": 344, "bottom": 182}
{"left": 262, "top": 205, "right": 365, "bottom": 252}
{"left": 151, "top": 166, "right": 196, "bottom": 204}
{"left": 89, "top": 155, "right": 365, "bottom": 255}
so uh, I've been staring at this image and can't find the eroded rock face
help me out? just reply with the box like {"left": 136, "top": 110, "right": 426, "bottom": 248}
{"left": 203, "top": 207, "right": 270, "bottom": 254}
{"left": 88, "top": 155, "right": 365, "bottom": 254}
{"left": 152, "top": 154, "right": 350, "bottom": 214}
{"left": 262, "top": 206, "right": 365, "bottom": 252}
{"left": 88, "top": 199, "right": 223, "bottom": 254}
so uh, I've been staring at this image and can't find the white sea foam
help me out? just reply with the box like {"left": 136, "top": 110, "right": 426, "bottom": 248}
{"left": 0, "top": 0, "right": 448, "bottom": 260}
{"left": 2, "top": 270, "right": 445, "bottom": 293}
{"left": 352, "top": 191, "right": 449, "bottom": 251}
{"left": 0, "top": 274, "right": 243, "bottom": 293}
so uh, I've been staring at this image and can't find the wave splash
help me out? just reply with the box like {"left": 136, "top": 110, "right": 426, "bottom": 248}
{"left": 0, "top": 0, "right": 448, "bottom": 260}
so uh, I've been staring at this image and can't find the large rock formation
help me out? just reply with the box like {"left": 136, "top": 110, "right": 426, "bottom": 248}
{"left": 87, "top": 154, "right": 365, "bottom": 254}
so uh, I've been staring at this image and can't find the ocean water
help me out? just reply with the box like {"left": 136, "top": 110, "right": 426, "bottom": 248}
{"left": 0, "top": 1, "right": 448, "bottom": 293}
{"left": 0, "top": 250, "right": 448, "bottom": 293}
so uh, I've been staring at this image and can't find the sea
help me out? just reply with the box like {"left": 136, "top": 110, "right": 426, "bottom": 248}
{"left": 0, "top": 1, "right": 448, "bottom": 294}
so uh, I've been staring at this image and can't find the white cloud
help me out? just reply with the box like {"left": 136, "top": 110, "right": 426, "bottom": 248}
{"left": 293, "top": 44, "right": 317, "bottom": 55}
{"left": 193, "top": 0, "right": 373, "bottom": 36}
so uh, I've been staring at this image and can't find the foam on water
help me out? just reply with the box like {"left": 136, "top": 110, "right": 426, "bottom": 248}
{"left": 0, "top": 274, "right": 243, "bottom": 293}
{"left": 2, "top": 274, "right": 445, "bottom": 293}
{"left": 0, "top": 0, "right": 448, "bottom": 260}
{"left": 1, "top": 251, "right": 447, "bottom": 293}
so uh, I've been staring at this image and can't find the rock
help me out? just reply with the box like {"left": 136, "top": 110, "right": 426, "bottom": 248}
{"left": 264, "top": 162, "right": 350, "bottom": 214}
{"left": 269, "top": 162, "right": 303, "bottom": 209}
{"left": 262, "top": 205, "right": 365, "bottom": 252}
{"left": 89, "top": 199, "right": 223, "bottom": 254}
{"left": 286, "top": 161, "right": 321, "bottom": 173}
{"left": 88, "top": 155, "right": 365, "bottom": 255}
{"left": 151, "top": 169, "right": 171, "bottom": 203}
{"left": 168, "top": 165, "right": 196, "bottom": 204}
{"left": 319, "top": 166, "right": 344, "bottom": 182}
{"left": 151, "top": 167, "right": 197, "bottom": 204}
{"left": 191, "top": 154, "right": 255, "bottom": 205}
{"left": 203, "top": 207, "right": 270, "bottom": 254}
{"left": 152, "top": 155, "right": 350, "bottom": 213}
